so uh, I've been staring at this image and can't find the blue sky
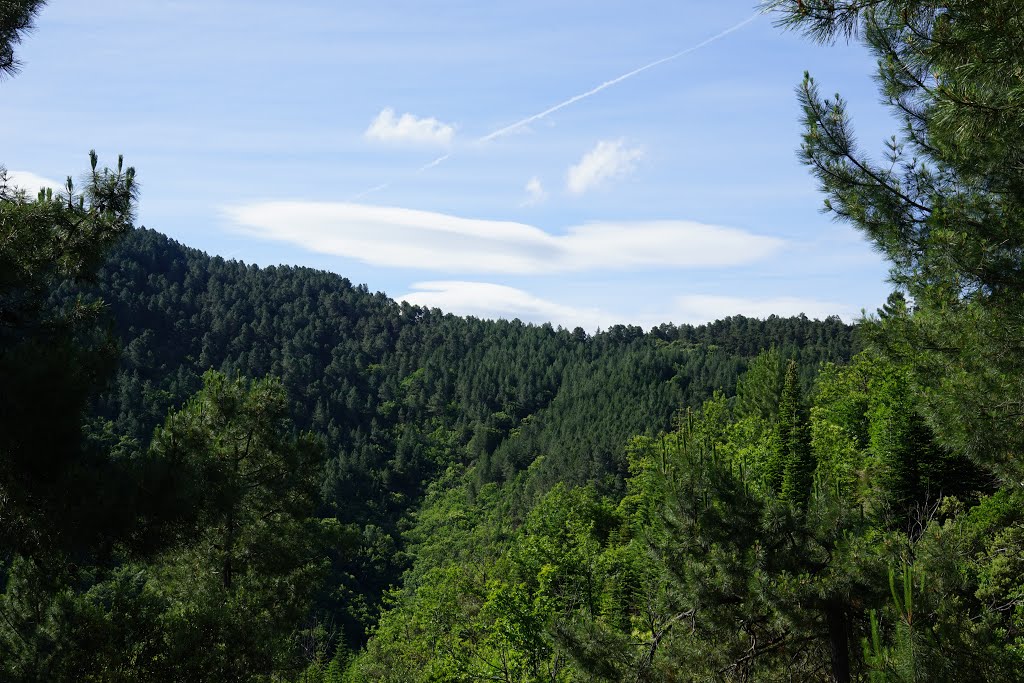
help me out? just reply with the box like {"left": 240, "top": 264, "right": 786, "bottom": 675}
{"left": 3, "top": 0, "right": 897, "bottom": 329}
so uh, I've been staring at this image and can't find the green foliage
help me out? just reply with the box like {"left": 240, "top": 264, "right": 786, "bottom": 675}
{"left": 0, "top": 372, "right": 332, "bottom": 682}
{"left": 351, "top": 343, "right": 1023, "bottom": 681}
{"left": 62, "top": 227, "right": 855, "bottom": 643}
{"left": 23, "top": 3, "right": 1024, "bottom": 678}
{"left": 811, "top": 370, "right": 865, "bottom": 499}
{"left": 734, "top": 345, "right": 786, "bottom": 422}
{"left": 0, "top": 0, "right": 45, "bottom": 78}
{"left": 144, "top": 371, "right": 331, "bottom": 679}
{"left": 150, "top": 370, "right": 327, "bottom": 592}
{"left": 769, "top": 0, "right": 1024, "bottom": 477}
{"left": 779, "top": 359, "right": 813, "bottom": 506}
{"left": 0, "top": 156, "right": 138, "bottom": 560}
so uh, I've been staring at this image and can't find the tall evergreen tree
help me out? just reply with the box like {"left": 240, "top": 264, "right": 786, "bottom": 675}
{"left": 0, "top": 153, "right": 138, "bottom": 560}
{"left": 143, "top": 371, "right": 332, "bottom": 680}
{"left": 779, "top": 360, "right": 814, "bottom": 506}
{"left": 768, "top": 0, "right": 1024, "bottom": 477}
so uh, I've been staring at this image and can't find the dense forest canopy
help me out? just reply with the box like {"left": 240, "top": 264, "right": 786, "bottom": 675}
{"left": 3, "top": 0, "right": 1024, "bottom": 681}
{"left": 72, "top": 227, "right": 856, "bottom": 648}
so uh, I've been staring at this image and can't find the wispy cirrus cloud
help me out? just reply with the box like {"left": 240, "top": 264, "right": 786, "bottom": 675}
{"left": 364, "top": 107, "right": 455, "bottom": 146}
{"left": 567, "top": 139, "right": 643, "bottom": 194}
{"left": 222, "top": 201, "right": 784, "bottom": 275}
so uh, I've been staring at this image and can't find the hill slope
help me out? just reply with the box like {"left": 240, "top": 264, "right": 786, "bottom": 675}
{"left": 69, "top": 227, "right": 859, "bottom": 640}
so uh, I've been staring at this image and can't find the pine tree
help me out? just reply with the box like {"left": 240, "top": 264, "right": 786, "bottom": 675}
{"left": 1, "top": 5, "right": 138, "bottom": 554}
{"left": 767, "top": 0, "right": 1024, "bottom": 477}
{"left": 145, "top": 371, "right": 331, "bottom": 680}
{"left": 734, "top": 346, "right": 785, "bottom": 422}
{"left": 0, "top": 0, "right": 45, "bottom": 78}
{"left": 0, "top": 153, "right": 138, "bottom": 559}
{"left": 779, "top": 360, "right": 814, "bottom": 506}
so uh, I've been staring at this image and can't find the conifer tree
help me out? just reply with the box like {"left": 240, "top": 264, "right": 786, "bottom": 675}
{"left": 0, "top": 0, "right": 44, "bottom": 78}
{"left": 1, "top": 2, "right": 139, "bottom": 554}
{"left": 143, "top": 371, "right": 331, "bottom": 680}
{"left": 767, "top": 0, "right": 1024, "bottom": 476}
{"left": 734, "top": 346, "right": 785, "bottom": 422}
{"left": 779, "top": 360, "right": 814, "bottom": 506}
{"left": 1, "top": 152, "right": 138, "bottom": 559}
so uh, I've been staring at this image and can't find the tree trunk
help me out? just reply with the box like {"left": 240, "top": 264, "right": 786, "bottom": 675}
{"left": 825, "top": 601, "right": 851, "bottom": 683}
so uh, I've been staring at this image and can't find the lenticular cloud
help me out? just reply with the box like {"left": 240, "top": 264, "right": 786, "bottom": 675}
{"left": 223, "top": 201, "right": 783, "bottom": 275}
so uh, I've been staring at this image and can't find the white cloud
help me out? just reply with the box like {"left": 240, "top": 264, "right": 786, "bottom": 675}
{"left": 522, "top": 176, "right": 546, "bottom": 205}
{"left": 397, "top": 283, "right": 855, "bottom": 332}
{"left": 4, "top": 170, "right": 64, "bottom": 198}
{"left": 671, "top": 294, "right": 858, "bottom": 324}
{"left": 400, "top": 281, "right": 609, "bottom": 330}
{"left": 566, "top": 139, "right": 643, "bottom": 195}
{"left": 364, "top": 107, "right": 455, "bottom": 146}
{"left": 222, "top": 201, "right": 784, "bottom": 274}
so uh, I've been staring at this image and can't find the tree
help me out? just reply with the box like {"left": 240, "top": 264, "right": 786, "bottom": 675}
{"left": 0, "top": 0, "right": 45, "bottom": 78}
{"left": 734, "top": 346, "right": 785, "bottom": 423}
{"left": 615, "top": 394, "right": 879, "bottom": 683}
{"left": 767, "top": 0, "right": 1024, "bottom": 477}
{"left": 1, "top": 372, "right": 333, "bottom": 682}
{"left": 0, "top": 152, "right": 138, "bottom": 560}
{"left": 779, "top": 359, "right": 814, "bottom": 506}
{"left": 146, "top": 371, "right": 332, "bottom": 680}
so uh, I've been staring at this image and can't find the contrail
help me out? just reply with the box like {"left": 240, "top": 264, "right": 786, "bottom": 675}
{"left": 349, "top": 182, "right": 392, "bottom": 202}
{"left": 348, "top": 154, "right": 450, "bottom": 200}
{"left": 477, "top": 10, "right": 762, "bottom": 144}
{"left": 347, "top": 9, "right": 762, "bottom": 201}
{"left": 417, "top": 154, "right": 450, "bottom": 172}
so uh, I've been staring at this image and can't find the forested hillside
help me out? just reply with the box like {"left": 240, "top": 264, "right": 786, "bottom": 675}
{"left": 1, "top": 163, "right": 857, "bottom": 678}
{"left": 66, "top": 226, "right": 856, "bottom": 648}
{"left": 6, "top": 0, "right": 1024, "bottom": 681}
